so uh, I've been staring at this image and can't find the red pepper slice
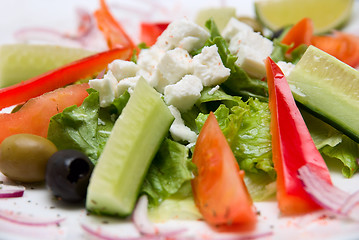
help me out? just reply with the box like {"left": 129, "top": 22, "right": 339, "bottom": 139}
{"left": 94, "top": 0, "right": 136, "bottom": 50}
{"left": 0, "top": 47, "right": 131, "bottom": 110}
{"left": 265, "top": 57, "right": 332, "bottom": 215}
{"left": 140, "top": 22, "right": 169, "bottom": 46}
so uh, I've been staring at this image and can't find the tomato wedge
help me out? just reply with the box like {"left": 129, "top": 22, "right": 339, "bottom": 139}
{"left": 191, "top": 112, "right": 257, "bottom": 231}
{"left": 280, "top": 17, "right": 359, "bottom": 68}
{"left": 94, "top": 0, "right": 136, "bottom": 50}
{"left": 311, "top": 31, "right": 359, "bottom": 68}
{"left": 140, "top": 22, "right": 169, "bottom": 46}
{"left": 266, "top": 57, "right": 332, "bottom": 215}
{"left": 0, "top": 83, "right": 89, "bottom": 144}
{"left": 0, "top": 47, "right": 131, "bottom": 111}
{"left": 281, "top": 18, "right": 313, "bottom": 54}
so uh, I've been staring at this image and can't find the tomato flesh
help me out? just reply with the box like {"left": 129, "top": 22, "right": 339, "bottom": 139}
{"left": 0, "top": 83, "right": 89, "bottom": 144}
{"left": 191, "top": 112, "right": 257, "bottom": 231}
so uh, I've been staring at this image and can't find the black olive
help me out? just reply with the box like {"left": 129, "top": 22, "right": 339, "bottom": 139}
{"left": 270, "top": 28, "right": 285, "bottom": 40}
{"left": 46, "top": 149, "right": 94, "bottom": 203}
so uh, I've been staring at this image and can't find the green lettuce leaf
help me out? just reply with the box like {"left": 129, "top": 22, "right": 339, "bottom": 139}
{"left": 302, "top": 110, "right": 359, "bottom": 178}
{"left": 47, "top": 89, "right": 130, "bottom": 164}
{"left": 195, "top": 92, "right": 275, "bottom": 200}
{"left": 301, "top": 110, "right": 342, "bottom": 149}
{"left": 192, "top": 19, "right": 268, "bottom": 101}
{"left": 141, "top": 138, "right": 195, "bottom": 207}
{"left": 321, "top": 136, "right": 359, "bottom": 178}
{"left": 195, "top": 92, "right": 274, "bottom": 178}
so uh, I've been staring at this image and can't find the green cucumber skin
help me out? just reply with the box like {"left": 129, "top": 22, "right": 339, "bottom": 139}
{"left": 86, "top": 77, "right": 174, "bottom": 217}
{"left": 288, "top": 46, "right": 359, "bottom": 143}
{"left": 296, "top": 101, "right": 359, "bottom": 143}
{"left": 0, "top": 44, "right": 93, "bottom": 88}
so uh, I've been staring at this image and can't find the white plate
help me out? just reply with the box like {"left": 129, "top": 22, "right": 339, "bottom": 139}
{"left": 1, "top": 0, "right": 359, "bottom": 239}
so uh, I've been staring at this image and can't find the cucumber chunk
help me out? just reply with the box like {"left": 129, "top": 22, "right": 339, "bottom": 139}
{"left": 0, "top": 44, "right": 93, "bottom": 88}
{"left": 287, "top": 45, "right": 359, "bottom": 142}
{"left": 86, "top": 77, "right": 174, "bottom": 217}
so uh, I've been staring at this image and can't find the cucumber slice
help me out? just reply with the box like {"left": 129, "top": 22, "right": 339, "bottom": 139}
{"left": 287, "top": 45, "right": 359, "bottom": 142}
{"left": 0, "top": 44, "right": 93, "bottom": 88}
{"left": 86, "top": 77, "right": 174, "bottom": 217}
{"left": 195, "top": 7, "right": 236, "bottom": 32}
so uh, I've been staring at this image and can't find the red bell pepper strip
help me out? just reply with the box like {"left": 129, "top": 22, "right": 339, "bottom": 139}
{"left": 265, "top": 57, "right": 332, "bottom": 215}
{"left": 281, "top": 17, "right": 313, "bottom": 54}
{"left": 94, "top": 0, "right": 136, "bottom": 50}
{"left": 140, "top": 22, "right": 169, "bottom": 46}
{"left": 191, "top": 112, "right": 257, "bottom": 231}
{"left": 0, "top": 47, "right": 131, "bottom": 111}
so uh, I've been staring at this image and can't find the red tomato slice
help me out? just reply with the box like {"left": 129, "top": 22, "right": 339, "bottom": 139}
{"left": 191, "top": 112, "right": 257, "bottom": 231}
{"left": 0, "top": 83, "right": 89, "bottom": 144}
{"left": 311, "top": 31, "right": 359, "bottom": 68}
{"left": 140, "top": 22, "right": 169, "bottom": 46}
{"left": 281, "top": 18, "right": 314, "bottom": 54}
{"left": 266, "top": 57, "right": 332, "bottom": 215}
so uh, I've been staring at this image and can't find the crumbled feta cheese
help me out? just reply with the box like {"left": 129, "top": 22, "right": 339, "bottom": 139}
{"left": 168, "top": 105, "right": 198, "bottom": 143}
{"left": 192, "top": 45, "right": 230, "bottom": 86}
{"left": 137, "top": 46, "right": 165, "bottom": 75}
{"left": 277, "top": 61, "right": 296, "bottom": 77}
{"left": 222, "top": 17, "right": 254, "bottom": 41}
{"left": 154, "top": 19, "right": 209, "bottom": 52}
{"left": 208, "top": 85, "right": 220, "bottom": 95}
{"left": 116, "top": 76, "right": 141, "bottom": 96}
{"left": 135, "top": 69, "right": 153, "bottom": 86}
{"left": 227, "top": 22, "right": 273, "bottom": 79}
{"left": 164, "top": 75, "right": 203, "bottom": 112}
{"left": 108, "top": 60, "right": 140, "bottom": 80}
{"left": 89, "top": 71, "right": 118, "bottom": 107}
{"left": 154, "top": 48, "right": 193, "bottom": 93}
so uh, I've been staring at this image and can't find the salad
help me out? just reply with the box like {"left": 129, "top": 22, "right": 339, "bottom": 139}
{"left": 1, "top": 0, "right": 359, "bottom": 239}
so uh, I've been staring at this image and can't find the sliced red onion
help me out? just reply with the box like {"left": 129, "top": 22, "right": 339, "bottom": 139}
{"left": 132, "top": 195, "right": 157, "bottom": 235}
{"left": 132, "top": 195, "right": 190, "bottom": 238}
{"left": 339, "top": 190, "right": 359, "bottom": 221}
{"left": 74, "top": 8, "right": 94, "bottom": 39}
{"left": 13, "top": 8, "right": 106, "bottom": 51}
{"left": 298, "top": 164, "right": 350, "bottom": 213}
{"left": 0, "top": 184, "right": 25, "bottom": 198}
{"left": 0, "top": 209, "right": 65, "bottom": 227}
{"left": 14, "top": 27, "right": 83, "bottom": 48}
{"left": 81, "top": 223, "right": 159, "bottom": 240}
{"left": 298, "top": 164, "right": 359, "bottom": 222}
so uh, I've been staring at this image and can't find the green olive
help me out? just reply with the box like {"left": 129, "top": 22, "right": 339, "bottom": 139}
{"left": 0, "top": 134, "right": 57, "bottom": 183}
{"left": 237, "top": 16, "right": 263, "bottom": 34}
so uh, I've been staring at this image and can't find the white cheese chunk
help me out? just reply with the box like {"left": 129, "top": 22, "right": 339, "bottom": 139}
{"left": 137, "top": 47, "right": 165, "bottom": 75}
{"left": 116, "top": 76, "right": 141, "bottom": 96}
{"left": 208, "top": 85, "right": 220, "bottom": 95}
{"left": 154, "top": 48, "right": 193, "bottom": 93}
{"left": 89, "top": 70, "right": 118, "bottom": 107}
{"left": 228, "top": 27, "right": 273, "bottom": 79}
{"left": 277, "top": 61, "right": 296, "bottom": 77}
{"left": 154, "top": 19, "right": 210, "bottom": 52}
{"left": 164, "top": 75, "right": 203, "bottom": 112}
{"left": 192, "top": 45, "right": 230, "bottom": 86}
{"left": 108, "top": 60, "right": 140, "bottom": 80}
{"left": 168, "top": 105, "right": 198, "bottom": 143}
{"left": 222, "top": 17, "right": 254, "bottom": 41}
